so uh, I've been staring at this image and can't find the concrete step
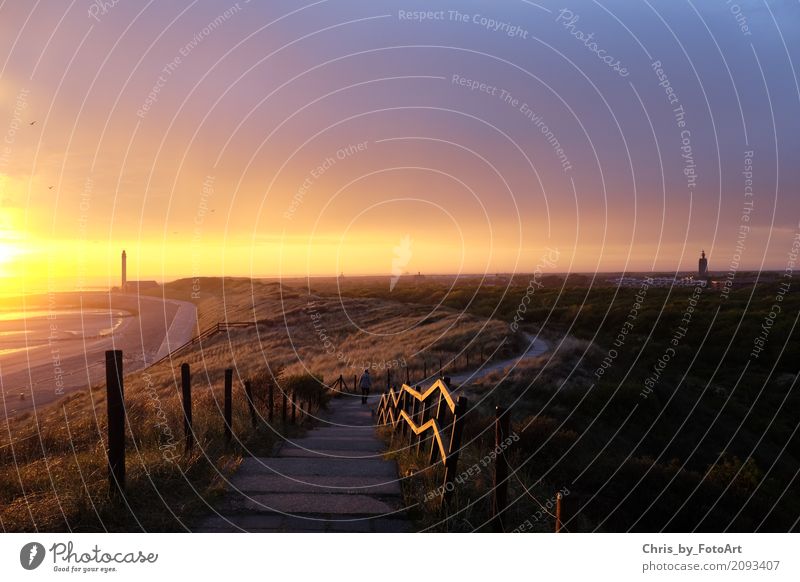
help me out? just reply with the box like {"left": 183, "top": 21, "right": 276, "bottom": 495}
{"left": 197, "top": 513, "right": 411, "bottom": 533}
{"left": 218, "top": 492, "right": 404, "bottom": 515}
{"left": 228, "top": 474, "right": 402, "bottom": 495}
{"left": 238, "top": 457, "right": 398, "bottom": 479}
{"left": 277, "top": 437, "right": 385, "bottom": 451}
{"left": 278, "top": 447, "right": 385, "bottom": 459}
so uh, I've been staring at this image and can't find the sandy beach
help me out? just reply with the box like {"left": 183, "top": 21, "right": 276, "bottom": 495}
{"left": 0, "top": 292, "right": 196, "bottom": 419}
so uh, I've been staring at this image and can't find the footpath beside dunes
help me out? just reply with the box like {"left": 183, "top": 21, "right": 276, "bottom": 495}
{"left": 196, "top": 392, "right": 410, "bottom": 532}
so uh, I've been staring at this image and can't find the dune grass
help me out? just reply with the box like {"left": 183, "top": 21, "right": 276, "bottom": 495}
{"left": 0, "top": 277, "right": 515, "bottom": 532}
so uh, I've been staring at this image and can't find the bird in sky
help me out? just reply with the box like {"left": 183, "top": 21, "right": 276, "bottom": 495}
{"left": 29, "top": 121, "right": 36, "bottom": 125}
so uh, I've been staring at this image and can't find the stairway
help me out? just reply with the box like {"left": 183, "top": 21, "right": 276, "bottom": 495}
{"left": 196, "top": 393, "right": 410, "bottom": 532}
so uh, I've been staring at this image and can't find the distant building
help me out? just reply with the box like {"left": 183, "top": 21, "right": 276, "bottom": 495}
{"left": 698, "top": 250, "right": 708, "bottom": 278}
{"left": 607, "top": 276, "right": 705, "bottom": 288}
{"left": 124, "top": 280, "right": 159, "bottom": 294}
{"left": 118, "top": 249, "right": 158, "bottom": 294}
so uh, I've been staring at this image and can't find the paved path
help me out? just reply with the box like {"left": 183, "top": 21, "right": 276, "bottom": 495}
{"left": 448, "top": 333, "right": 549, "bottom": 386}
{"left": 196, "top": 392, "right": 410, "bottom": 532}
{"left": 196, "top": 333, "right": 552, "bottom": 532}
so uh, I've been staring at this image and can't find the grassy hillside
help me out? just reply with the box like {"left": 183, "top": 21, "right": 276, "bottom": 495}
{"left": 323, "top": 275, "right": 800, "bottom": 532}
{"left": 0, "top": 278, "right": 516, "bottom": 531}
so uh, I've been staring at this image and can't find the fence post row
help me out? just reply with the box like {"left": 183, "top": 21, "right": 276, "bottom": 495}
{"left": 492, "top": 405, "right": 511, "bottom": 532}
{"left": 105, "top": 350, "right": 125, "bottom": 496}
{"left": 181, "top": 363, "right": 193, "bottom": 453}
{"left": 441, "top": 395, "right": 468, "bottom": 509}
{"left": 224, "top": 369, "right": 233, "bottom": 444}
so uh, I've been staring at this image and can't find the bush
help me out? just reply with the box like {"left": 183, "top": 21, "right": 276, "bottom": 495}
{"left": 281, "top": 373, "right": 329, "bottom": 408}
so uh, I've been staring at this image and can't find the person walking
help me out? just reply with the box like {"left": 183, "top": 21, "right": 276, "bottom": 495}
{"left": 359, "top": 369, "right": 372, "bottom": 405}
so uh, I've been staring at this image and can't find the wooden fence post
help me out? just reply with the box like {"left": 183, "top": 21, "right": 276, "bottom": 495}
{"left": 245, "top": 380, "right": 257, "bottom": 428}
{"left": 555, "top": 492, "right": 564, "bottom": 533}
{"left": 282, "top": 389, "right": 287, "bottom": 424}
{"left": 492, "top": 406, "right": 511, "bottom": 532}
{"left": 181, "top": 363, "right": 193, "bottom": 453}
{"left": 428, "top": 392, "right": 444, "bottom": 464}
{"left": 291, "top": 392, "right": 297, "bottom": 424}
{"left": 224, "top": 369, "right": 233, "bottom": 444}
{"left": 417, "top": 394, "right": 434, "bottom": 454}
{"left": 415, "top": 389, "right": 426, "bottom": 454}
{"left": 410, "top": 396, "right": 420, "bottom": 447}
{"left": 401, "top": 389, "right": 411, "bottom": 440}
{"left": 105, "top": 350, "right": 125, "bottom": 496}
{"left": 441, "top": 395, "right": 468, "bottom": 509}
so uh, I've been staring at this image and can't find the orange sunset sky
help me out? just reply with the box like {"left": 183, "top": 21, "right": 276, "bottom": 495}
{"left": 0, "top": 0, "right": 798, "bottom": 293}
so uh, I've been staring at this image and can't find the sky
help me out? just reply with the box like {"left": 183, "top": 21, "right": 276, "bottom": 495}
{"left": 0, "top": 0, "right": 798, "bottom": 291}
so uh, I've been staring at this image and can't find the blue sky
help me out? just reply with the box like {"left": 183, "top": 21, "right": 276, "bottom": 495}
{"left": 0, "top": 0, "right": 798, "bottom": 285}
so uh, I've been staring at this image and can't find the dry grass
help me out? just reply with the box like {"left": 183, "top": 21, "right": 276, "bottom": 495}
{"left": 0, "top": 277, "right": 515, "bottom": 532}
{"left": 463, "top": 334, "right": 602, "bottom": 417}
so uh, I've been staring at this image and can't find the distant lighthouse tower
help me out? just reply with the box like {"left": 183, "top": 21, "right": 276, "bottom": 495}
{"left": 698, "top": 249, "right": 708, "bottom": 278}
{"left": 121, "top": 250, "right": 127, "bottom": 291}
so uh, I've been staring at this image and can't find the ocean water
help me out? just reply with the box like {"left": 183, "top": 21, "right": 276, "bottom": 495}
{"left": 0, "top": 308, "right": 129, "bottom": 356}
